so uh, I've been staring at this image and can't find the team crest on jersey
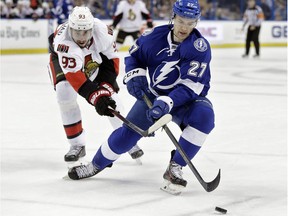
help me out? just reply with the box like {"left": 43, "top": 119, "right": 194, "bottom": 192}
{"left": 128, "top": 9, "right": 136, "bottom": 21}
{"left": 57, "top": 44, "right": 69, "bottom": 53}
{"left": 152, "top": 60, "right": 181, "bottom": 90}
{"left": 194, "top": 38, "right": 207, "bottom": 52}
{"left": 84, "top": 54, "right": 100, "bottom": 78}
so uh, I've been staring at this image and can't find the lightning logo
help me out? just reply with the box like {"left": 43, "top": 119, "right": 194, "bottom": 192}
{"left": 152, "top": 60, "right": 181, "bottom": 90}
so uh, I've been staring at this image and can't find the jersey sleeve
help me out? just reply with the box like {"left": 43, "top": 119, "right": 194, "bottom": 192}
{"left": 139, "top": 1, "right": 153, "bottom": 27}
{"left": 112, "top": 1, "right": 124, "bottom": 28}
{"left": 93, "top": 20, "right": 120, "bottom": 91}
{"left": 96, "top": 21, "right": 120, "bottom": 75}
{"left": 139, "top": 1, "right": 150, "bottom": 14}
{"left": 125, "top": 36, "right": 149, "bottom": 72}
{"left": 114, "top": 1, "right": 124, "bottom": 16}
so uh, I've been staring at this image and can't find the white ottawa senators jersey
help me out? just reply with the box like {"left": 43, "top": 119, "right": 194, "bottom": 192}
{"left": 114, "top": 0, "right": 150, "bottom": 32}
{"left": 53, "top": 18, "right": 118, "bottom": 82}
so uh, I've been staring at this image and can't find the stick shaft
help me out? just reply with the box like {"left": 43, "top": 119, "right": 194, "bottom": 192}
{"left": 143, "top": 94, "right": 221, "bottom": 192}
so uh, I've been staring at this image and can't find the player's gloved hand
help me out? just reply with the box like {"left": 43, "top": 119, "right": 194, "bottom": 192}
{"left": 147, "top": 96, "right": 173, "bottom": 122}
{"left": 126, "top": 76, "right": 150, "bottom": 100}
{"left": 147, "top": 20, "right": 154, "bottom": 28}
{"left": 89, "top": 83, "right": 116, "bottom": 117}
{"left": 95, "top": 96, "right": 116, "bottom": 117}
{"left": 123, "top": 68, "right": 153, "bottom": 100}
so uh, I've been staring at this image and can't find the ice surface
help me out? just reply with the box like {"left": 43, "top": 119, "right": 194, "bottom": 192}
{"left": 1, "top": 48, "right": 287, "bottom": 216}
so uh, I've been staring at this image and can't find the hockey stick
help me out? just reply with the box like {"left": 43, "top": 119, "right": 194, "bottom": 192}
{"left": 108, "top": 108, "right": 172, "bottom": 137}
{"left": 143, "top": 94, "right": 221, "bottom": 192}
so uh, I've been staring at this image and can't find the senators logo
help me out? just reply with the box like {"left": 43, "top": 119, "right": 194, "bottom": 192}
{"left": 57, "top": 44, "right": 69, "bottom": 53}
{"left": 128, "top": 9, "right": 136, "bottom": 21}
{"left": 84, "top": 54, "right": 100, "bottom": 78}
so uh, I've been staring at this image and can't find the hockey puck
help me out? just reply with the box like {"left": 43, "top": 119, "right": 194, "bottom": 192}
{"left": 215, "top": 206, "right": 227, "bottom": 214}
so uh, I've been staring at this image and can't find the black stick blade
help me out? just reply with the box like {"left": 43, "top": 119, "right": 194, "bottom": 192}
{"left": 204, "top": 169, "right": 221, "bottom": 192}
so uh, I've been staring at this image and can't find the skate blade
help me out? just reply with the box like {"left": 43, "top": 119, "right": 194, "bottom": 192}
{"left": 134, "top": 158, "right": 143, "bottom": 165}
{"left": 62, "top": 175, "right": 71, "bottom": 180}
{"left": 160, "top": 180, "right": 185, "bottom": 195}
{"left": 63, "top": 157, "right": 88, "bottom": 179}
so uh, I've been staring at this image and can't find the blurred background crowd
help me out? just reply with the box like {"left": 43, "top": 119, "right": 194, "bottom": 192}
{"left": 0, "top": 0, "right": 287, "bottom": 21}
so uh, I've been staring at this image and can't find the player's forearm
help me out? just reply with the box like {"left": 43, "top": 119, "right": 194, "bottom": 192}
{"left": 141, "top": 12, "right": 153, "bottom": 28}
{"left": 65, "top": 71, "right": 98, "bottom": 101}
{"left": 112, "top": 14, "right": 123, "bottom": 28}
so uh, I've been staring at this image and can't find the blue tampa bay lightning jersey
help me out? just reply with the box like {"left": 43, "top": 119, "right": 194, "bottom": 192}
{"left": 125, "top": 24, "right": 212, "bottom": 108}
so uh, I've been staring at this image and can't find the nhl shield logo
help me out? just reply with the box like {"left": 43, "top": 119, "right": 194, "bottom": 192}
{"left": 194, "top": 38, "right": 208, "bottom": 52}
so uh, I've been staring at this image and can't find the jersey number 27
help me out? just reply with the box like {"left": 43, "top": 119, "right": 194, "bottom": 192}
{"left": 188, "top": 61, "right": 207, "bottom": 78}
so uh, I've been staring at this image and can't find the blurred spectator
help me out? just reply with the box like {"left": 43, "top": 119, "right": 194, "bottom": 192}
{"left": 3, "top": 0, "right": 15, "bottom": 18}
{"left": 42, "top": 0, "right": 54, "bottom": 19}
{"left": 87, "top": 0, "right": 106, "bottom": 18}
{"left": 260, "top": 0, "right": 271, "bottom": 20}
{"left": 30, "top": 0, "right": 42, "bottom": 10}
{"left": 0, "top": 1, "right": 8, "bottom": 18}
{"left": 201, "top": 0, "right": 217, "bottom": 20}
{"left": 53, "top": 0, "right": 74, "bottom": 24}
{"left": 274, "top": 0, "right": 287, "bottom": 20}
{"left": 30, "top": 2, "right": 44, "bottom": 20}
{"left": 14, "top": 0, "right": 32, "bottom": 18}
{"left": 53, "top": 0, "right": 85, "bottom": 25}
{"left": 0, "top": 0, "right": 287, "bottom": 21}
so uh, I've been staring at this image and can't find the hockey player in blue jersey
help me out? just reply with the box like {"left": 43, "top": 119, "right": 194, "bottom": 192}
{"left": 68, "top": 0, "right": 215, "bottom": 195}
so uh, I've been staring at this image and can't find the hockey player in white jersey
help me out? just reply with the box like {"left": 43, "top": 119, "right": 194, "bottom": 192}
{"left": 110, "top": 0, "right": 153, "bottom": 49}
{"left": 67, "top": 0, "right": 215, "bottom": 195}
{"left": 48, "top": 6, "right": 143, "bottom": 167}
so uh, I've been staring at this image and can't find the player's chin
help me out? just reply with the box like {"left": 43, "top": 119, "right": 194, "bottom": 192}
{"left": 178, "top": 33, "right": 188, "bottom": 41}
{"left": 180, "top": 31, "right": 189, "bottom": 36}
{"left": 77, "top": 42, "right": 87, "bottom": 48}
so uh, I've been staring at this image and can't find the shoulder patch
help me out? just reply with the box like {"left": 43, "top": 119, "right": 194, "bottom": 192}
{"left": 57, "top": 44, "right": 69, "bottom": 53}
{"left": 56, "top": 23, "right": 67, "bottom": 36}
{"left": 194, "top": 38, "right": 208, "bottom": 52}
{"left": 142, "top": 28, "right": 154, "bottom": 36}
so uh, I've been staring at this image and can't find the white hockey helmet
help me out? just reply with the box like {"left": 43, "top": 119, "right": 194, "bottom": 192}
{"left": 68, "top": 6, "right": 94, "bottom": 30}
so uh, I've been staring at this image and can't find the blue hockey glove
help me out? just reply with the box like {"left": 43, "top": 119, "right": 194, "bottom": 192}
{"left": 147, "top": 96, "right": 173, "bottom": 122}
{"left": 124, "top": 68, "right": 154, "bottom": 100}
{"left": 126, "top": 76, "right": 149, "bottom": 100}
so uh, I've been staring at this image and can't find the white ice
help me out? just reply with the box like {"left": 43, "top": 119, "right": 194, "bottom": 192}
{"left": 1, "top": 47, "right": 287, "bottom": 216}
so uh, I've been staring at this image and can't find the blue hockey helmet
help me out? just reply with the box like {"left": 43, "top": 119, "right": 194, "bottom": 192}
{"left": 173, "top": 0, "right": 201, "bottom": 20}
